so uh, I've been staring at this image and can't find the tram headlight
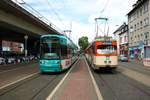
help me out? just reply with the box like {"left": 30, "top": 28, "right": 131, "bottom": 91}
{"left": 55, "top": 61, "right": 59, "bottom": 64}
{"left": 40, "top": 60, "right": 44, "bottom": 64}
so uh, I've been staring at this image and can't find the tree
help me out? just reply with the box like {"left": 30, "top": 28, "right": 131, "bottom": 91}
{"left": 78, "top": 36, "right": 89, "bottom": 50}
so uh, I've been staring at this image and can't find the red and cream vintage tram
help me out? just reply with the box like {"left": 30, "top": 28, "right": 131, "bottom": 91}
{"left": 85, "top": 36, "right": 118, "bottom": 70}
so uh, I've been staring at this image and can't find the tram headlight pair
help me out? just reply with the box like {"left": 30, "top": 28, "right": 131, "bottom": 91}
{"left": 104, "top": 61, "right": 111, "bottom": 64}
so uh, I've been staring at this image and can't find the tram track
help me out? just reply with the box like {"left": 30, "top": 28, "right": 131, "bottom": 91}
{"left": 0, "top": 61, "right": 37, "bottom": 73}
{"left": 30, "top": 75, "right": 58, "bottom": 100}
{"left": 94, "top": 70, "right": 120, "bottom": 100}
{"left": 0, "top": 67, "right": 74, "bottom": 100}
{"left": 0, "top": 73, "right": 64, "bottom": 100}
{"left": 118, "top": 71, "right": 150, "bottom": 97}
{"left": 0, "top": 73, "right": 40, "bottom": 96}
{"left": 92, "top": 68, "right": 150, "bottom": 100}
{"left": 0, "top": 57, "right": 79, "bottom": 100}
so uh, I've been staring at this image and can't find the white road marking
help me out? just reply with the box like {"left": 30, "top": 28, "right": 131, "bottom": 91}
{"left": 84, "top": 57, "right": 103, "bottom": 100}
{"left": 0, "top": 64, "right": 36, "bottom": 74}
{"left": 0, "top": 72, "right": 38, "bottom": 90}
{"left": 119, "top": 66, "right": 150, "bottom": 87}
{"left": 46, "top": 58, "right": 79, "bottom": 100}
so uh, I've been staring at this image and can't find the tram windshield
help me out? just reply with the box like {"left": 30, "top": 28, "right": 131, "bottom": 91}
{"left": 40, "top": 37, "right": 60, "bottom": 60}
{"left": 97, "top": 45, "right": 117, "bottom": 54}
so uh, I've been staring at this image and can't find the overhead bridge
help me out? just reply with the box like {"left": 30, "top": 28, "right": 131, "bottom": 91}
{"left": 0, "top": 0, "right": 61, "bottom": 36}
{"left": 0, "top": 0, "right": 62, "bottom": 56}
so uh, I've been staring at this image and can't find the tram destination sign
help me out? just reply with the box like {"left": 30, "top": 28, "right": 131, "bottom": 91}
{"left": 102, "top": 41, "right": 112, "bottom": 45}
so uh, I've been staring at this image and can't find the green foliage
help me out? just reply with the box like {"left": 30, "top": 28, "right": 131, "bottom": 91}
{"left": 78, "top": 36, "right": 89, "bottom": 50}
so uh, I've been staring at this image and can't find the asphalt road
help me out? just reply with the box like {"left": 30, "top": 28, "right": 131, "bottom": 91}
{"left": 0, "top": 62, "right": 69, "bottom": 100}
{"left": 119, "top": 62, "right": 150, "bottom": 76}
{"left": 0, "top": 62, "right": 39, "bottom": 88}
{"left": 91, "top": 63, "right": 150, "bottom": 100}
{"left": 0, "top": 58, "right": 150, "bottom": 100}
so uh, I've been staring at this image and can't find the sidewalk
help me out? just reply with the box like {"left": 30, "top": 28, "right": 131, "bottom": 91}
{"left": 47, "top": 57, "right": 99, "bottom": 100}
{"left": 119, "top": 60, "right": 150, "bottom": 76}
{"left": 129, "top": 59, "right": 143, "bottom": 65}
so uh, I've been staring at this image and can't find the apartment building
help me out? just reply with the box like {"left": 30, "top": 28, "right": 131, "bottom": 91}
{"left": 118, "top": 23, "right": 128, "bottom": 57}
{"left": 113, "top": 27, "right": 120, "bottom": 55}
{"left": 113, "top": 23, "right": 128, "bottom": 56}
{"left": 127, "top": 0, "right": 150, "bottom": 60}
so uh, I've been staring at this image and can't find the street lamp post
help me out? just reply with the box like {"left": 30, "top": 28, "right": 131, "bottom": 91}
{"left": 24, "top": 35, "right": 28, "bottom": 57}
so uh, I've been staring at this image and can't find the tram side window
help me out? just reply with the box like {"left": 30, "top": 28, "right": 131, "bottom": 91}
{"left": 61, "top": 44, "right": 68, "bottom": 59}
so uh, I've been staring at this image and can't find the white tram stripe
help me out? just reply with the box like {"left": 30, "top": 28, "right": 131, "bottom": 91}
{"left": 46, "top": 58, "right": 79, "bottom": 100}
{"left": 84, "top": 57, "right": 103, "bottom": 100}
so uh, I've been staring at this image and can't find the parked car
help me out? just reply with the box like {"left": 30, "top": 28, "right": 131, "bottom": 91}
{"left": 119, "top": 55, "right": 128, "bottom": 62}
{"left": 0, "top": 57, "right": 6, "bottom": 65}
{"left": 6, "top": 57, "right": 16, "bottom": 64}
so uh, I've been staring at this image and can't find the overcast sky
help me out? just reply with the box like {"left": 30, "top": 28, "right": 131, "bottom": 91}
{"left": 15, "top": 0, "right": 137, "bottom": 44}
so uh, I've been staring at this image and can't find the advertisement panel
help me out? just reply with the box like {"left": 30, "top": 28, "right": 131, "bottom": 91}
{"left": 2, "top": 40, "right": 23, "bottom": 53}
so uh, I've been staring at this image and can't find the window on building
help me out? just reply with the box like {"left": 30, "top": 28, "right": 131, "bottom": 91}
{"left": 137, "top": 10, "right": 139, "bottom": 18}
{"left": 140, "top": 21, "right": 143, "bottom": 28}
{"left": 130, "top": 16, "right": 134, "bottom": 22}
{"left": 120, "top": 37, "right": 122, "bottom": 43}
{"left": 134, "top": 12, "right": 136, "bottom": 20}
{"left": 144, "top": 19, "right": 146, "bottom": 27}
{"left": 143, "top": 18, "right": 149, "bottom": 27}
{"left": 130, "top": 26, "right": 133, "bottom": 33}
{"left": 144, "top": 2, "right": 149, "bottom": 13}
{"left": 141, "top": 34, "right": 143, "bottom": 39}
{"left": 124, "top": 36, "right": 127, "bottom": 42}
{"left": 134, "top": 24, "right": 136, "bottom": 31}
{"left": 145, "top": 18, "right": 149, "bottom": 27}
{"left": 138, "top": 35, "right": 140, "bottom": 40}
{"left": 140, "top": 7, "right": 143, "bottom": 16}
{"left": 137, "top": 22, "right": 139, "bottom": 30}
{"left": 125, "top": 26, "right": 128, "bottom": 31}
{"left": 145, "top": 32, "right": 149, "bottom": 39}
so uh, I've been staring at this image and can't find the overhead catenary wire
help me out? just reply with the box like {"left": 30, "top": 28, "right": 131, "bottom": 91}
{"left": 95, "top": 0, "right": 110, "bottom": 38}
{"left": 100, "top": 0, "right": 110, "bottom": 14}
{"left": 44, "top": 0, "right": 67, "bottom": 29}
{"left": 12, "top": 0, "right": 63, "bottom": 33}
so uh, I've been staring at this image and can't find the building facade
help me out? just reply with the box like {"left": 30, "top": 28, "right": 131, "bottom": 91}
{"left": 118, "top": 23, "right": 128, "bottom": 57}
{"left": 128, "top": 0, "right": 150, "bottom": 60}
{"left": 113, "top": 23, "right": 128, "bottom": 57}
{"left": 113, "top": 27, "right": 120, "bottom": 55}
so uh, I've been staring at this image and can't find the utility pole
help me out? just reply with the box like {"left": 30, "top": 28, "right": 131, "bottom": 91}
{"left": 24, "top": 35, "right": 28, "bottom": 57}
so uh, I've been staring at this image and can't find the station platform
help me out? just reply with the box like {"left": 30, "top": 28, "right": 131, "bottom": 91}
{"left": 46, "top": 57, "right": 101, "bottom": 100}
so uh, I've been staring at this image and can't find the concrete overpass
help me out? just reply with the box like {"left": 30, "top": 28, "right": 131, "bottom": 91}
{"left": 0, "top": 0, "right": 61, "bottom": 37}
{"left": 0, "top": 0, "right": 62, "bottom": 56}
